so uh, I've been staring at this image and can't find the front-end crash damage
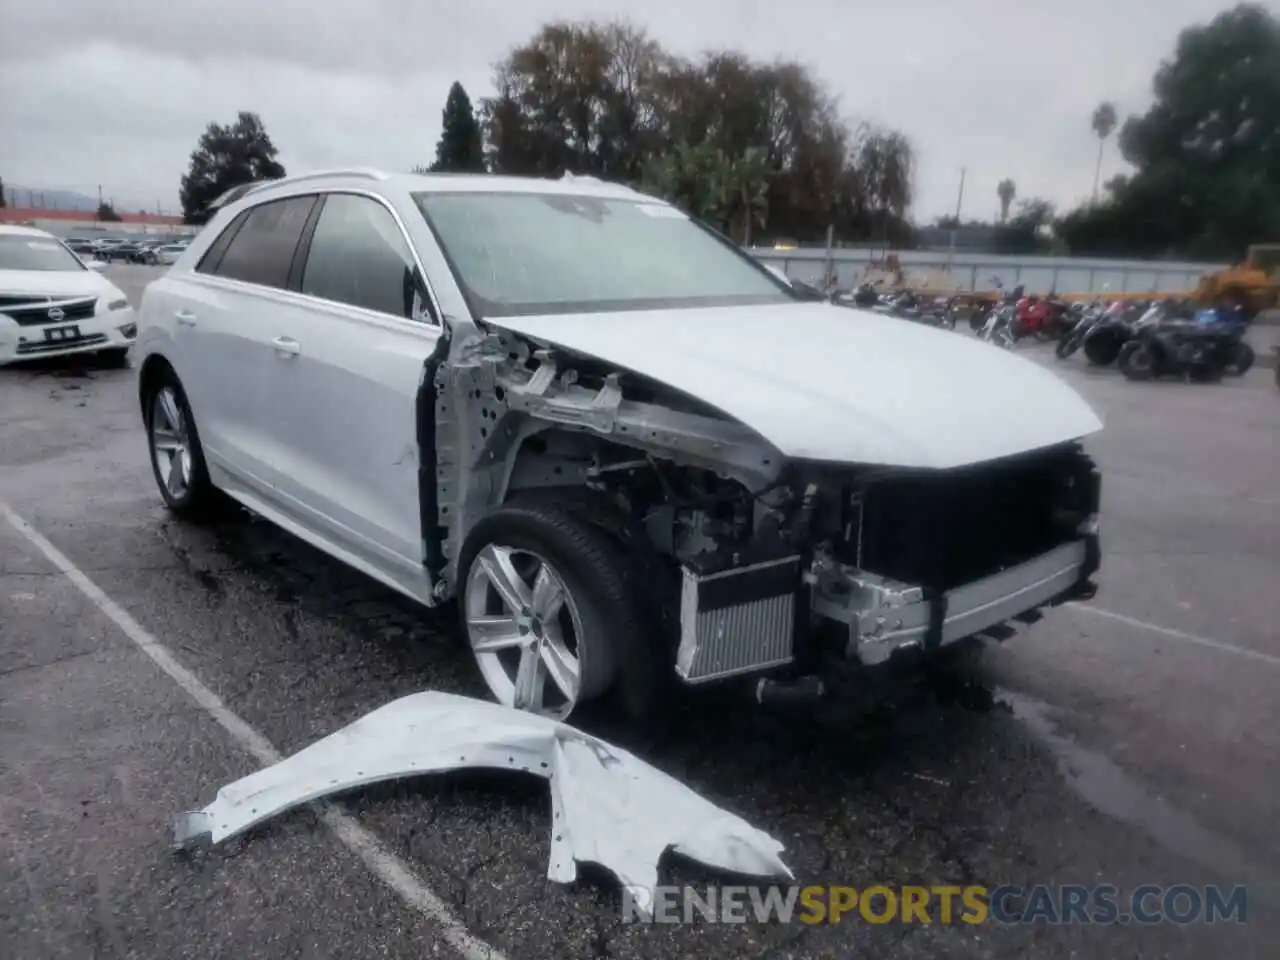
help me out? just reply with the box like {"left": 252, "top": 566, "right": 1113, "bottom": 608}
{"left": 430, "top": 325, "right": 1101, "bottom": 700}
{"left": 174, "top": 692, "right": 793, "bottom": 909}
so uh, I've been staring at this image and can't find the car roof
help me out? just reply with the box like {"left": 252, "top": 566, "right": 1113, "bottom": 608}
{"left": 226, "top": 168, "right": 648, "bottom": 210}
{"left": 0, "top": 224, "right": 57, "bottom": 240}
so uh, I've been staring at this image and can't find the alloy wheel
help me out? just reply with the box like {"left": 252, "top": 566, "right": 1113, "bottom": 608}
{"left": 463, "top": 544, "right": 585, "bottom": 720}
{"left": 150, "top": 386, "right": 193, "bottom": 501}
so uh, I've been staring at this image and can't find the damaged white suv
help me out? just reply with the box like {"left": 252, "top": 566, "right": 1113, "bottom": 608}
{"left": 135, "top": 168, "right": 1102, "bottom": 724}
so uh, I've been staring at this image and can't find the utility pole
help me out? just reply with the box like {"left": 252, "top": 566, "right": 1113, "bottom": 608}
{"left": 945, "top": 167, "right": 967, "bottom": 283}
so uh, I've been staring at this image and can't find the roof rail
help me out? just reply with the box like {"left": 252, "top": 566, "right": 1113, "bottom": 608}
{"left": 259, "top": 167, "right": 390, "bottom": 189}
{"left": 207, "top": 168, "right": 390, "bottom": 212}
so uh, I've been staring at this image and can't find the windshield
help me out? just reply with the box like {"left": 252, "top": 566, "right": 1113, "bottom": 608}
{"left": 0, "top": 235, "right": 87, "bottom": 272}
{"left": 413, "top": 191, "right": 793, "bottom": 318}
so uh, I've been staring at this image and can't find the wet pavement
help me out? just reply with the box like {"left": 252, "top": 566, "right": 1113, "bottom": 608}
{"left": 2, "top": 266, "right": 1277, "bottom": 959}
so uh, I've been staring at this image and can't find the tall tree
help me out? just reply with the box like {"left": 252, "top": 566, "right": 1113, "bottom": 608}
{"left": 179, "top": 111, "right": 286, "bottom": 225}
{"left": 0, "top": 175, "right": 6, "bottom": 208}
{"left": 997, "top": 178, "right": 1016, "bottom": 222}
{"left": 1060, "top": 4, "right": 1280, "bottom": 259}
{"left": 481, "top": 19, "right": 917, "bottom": 245}
{"left": 430, "top": 82, "right": 485, "bottom": 172}
{"left": 1090, "top": 101, "right": 1118, "bottom": 204}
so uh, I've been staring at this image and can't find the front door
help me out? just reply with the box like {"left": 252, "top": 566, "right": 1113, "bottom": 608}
{"left": 259, "top": 192, "right": 442, "bottom": 592}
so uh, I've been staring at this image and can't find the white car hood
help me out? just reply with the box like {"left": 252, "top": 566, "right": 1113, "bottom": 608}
{"left": 0, "top": 268, "right": 117, "bottom": 301}
{"left": 488, "top": 302, "right": 1103, "bottom": 468}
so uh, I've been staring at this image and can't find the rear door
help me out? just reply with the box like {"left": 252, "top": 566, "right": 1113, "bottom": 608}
{"left": 260, "top": 191, "right": 443, "bottom": 580}
{"left": 176, "top": 194, "right": 319, "bottom": 483}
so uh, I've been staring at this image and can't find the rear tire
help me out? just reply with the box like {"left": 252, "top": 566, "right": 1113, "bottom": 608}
{"left": 1227, "top": 342, "right": 1255, "bottom": 376}
{"left": 144, "top": 368, "right": 218, "bottom": 519}
{"left": 1118, "top": 340, "right": 1156, "bottom": 381}
{"left": 1055, "top": 336, "right": 1079, "bottom": 359}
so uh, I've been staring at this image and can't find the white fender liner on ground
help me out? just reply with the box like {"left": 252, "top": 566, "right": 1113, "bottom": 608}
{"left": 174, "top": 691, "right": 793, "bottom": 911}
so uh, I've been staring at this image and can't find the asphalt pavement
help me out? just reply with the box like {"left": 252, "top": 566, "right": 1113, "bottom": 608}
{"left": 1, "top": 265, "right": 1277, "bottom": 959}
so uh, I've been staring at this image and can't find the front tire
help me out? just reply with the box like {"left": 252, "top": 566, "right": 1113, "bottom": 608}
{"left": 457, "top": 499, "right": 643, "bottom": 723}
{"left": 144, "top": 369, "right": 217, "bottom": 518}
{"left": 1083, "top": 331, "right": 1124, "bottom": 366}
{"left": 1055, "top": 335, "right": 1080, "bottom": 359}
{"left": 1118, "top": 340, "right": 1156, "bottom": 381}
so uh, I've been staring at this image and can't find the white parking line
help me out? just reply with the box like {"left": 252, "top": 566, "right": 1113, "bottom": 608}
{"left": 0, "top": 502, "right": 506, "bottom": 960}
{"left": 1066, "top": 601, "right": 1280, "bottom": 668}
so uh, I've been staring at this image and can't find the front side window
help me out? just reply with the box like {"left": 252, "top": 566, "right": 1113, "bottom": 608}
{"left": 0, "top": 235, "right": 86, "bottom": 272}
{"left": 300, "top": 193, "right": 425, "bottom": 320}
{"left": 412, "top": 191, "right": 793, "bottom": 318}
{"left": 203, "top": 195, "right": 317, "bottom": 289}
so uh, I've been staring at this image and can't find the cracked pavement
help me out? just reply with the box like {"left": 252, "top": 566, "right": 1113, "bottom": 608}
{"left": 1, "top": 266, "right": 1277, "bottom": 959}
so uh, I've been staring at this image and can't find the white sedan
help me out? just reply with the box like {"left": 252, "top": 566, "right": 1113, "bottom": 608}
{"left": 0, "top": 224, "right": 137, "bottom": 366}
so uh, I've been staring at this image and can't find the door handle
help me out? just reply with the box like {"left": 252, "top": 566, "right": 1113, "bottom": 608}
{"left": 175, "top": 310, "right": 197, "bottom": 327}
{"left": 272, "top": 336, "right": 301, "bottom": 357}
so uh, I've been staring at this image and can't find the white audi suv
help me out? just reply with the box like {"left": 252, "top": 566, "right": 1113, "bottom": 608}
{"left": 134, "top": 168, "right": 1102, "bottom": 726}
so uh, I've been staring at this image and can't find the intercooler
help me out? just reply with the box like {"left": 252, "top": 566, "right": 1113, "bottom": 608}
{"left": 675, "top": 555, "right": 800, "bottom": 683}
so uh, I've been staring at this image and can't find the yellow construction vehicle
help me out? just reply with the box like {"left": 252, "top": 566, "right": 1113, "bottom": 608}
{"left": 1190, "top": 244, "right": 1280, "bottom": 319}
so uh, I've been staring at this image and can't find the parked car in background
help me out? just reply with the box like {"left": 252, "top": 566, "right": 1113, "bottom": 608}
{"left": 154, "top": 244, "right": 187, "bottom": 266}
{"left": 92, "top": 237, "right": 126, "bottom": 258}
{"left": 102, "top": 240, "right": 144, "bottom": 263}
{"left": 133, "top": 169, "right": 1102, "bottom": 726}
{"left": 0, "top": 224, "right": 137, "bottom": 366}
{"left": 135, "top": 242, "right": 164, "bottom": 264}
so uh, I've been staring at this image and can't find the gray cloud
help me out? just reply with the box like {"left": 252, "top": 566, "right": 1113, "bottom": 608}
{"left": 0, "top": 0, "right": 1234, "bottom": 218}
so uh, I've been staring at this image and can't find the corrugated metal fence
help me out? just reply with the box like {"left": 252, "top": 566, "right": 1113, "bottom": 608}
{"left": 751, "top": 247, "right": 1226, "bottom": 296}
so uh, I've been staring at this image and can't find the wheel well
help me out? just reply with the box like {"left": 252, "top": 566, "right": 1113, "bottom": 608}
{"left": 137, "top": 354, "right": 175, "bottom": 420}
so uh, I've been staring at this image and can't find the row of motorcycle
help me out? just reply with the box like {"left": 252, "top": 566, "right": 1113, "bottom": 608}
{"left": 1046, "top": 295, "right": 1254, "bottom": 381}
{"left": 821, "top": 278, "right": 1255, "bottom": 382}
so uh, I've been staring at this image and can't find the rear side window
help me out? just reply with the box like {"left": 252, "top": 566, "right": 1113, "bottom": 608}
{"left": 300, "top": 193, "right": 423, "bottom": 319}
{"left": 202, "top": 195, "right": 317, "bottom": 289}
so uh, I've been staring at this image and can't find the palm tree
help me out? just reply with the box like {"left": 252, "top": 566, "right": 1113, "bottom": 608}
{"left": 721, "top": 147, "right": 770, "bottom": 245}
{"left": 997, "top": 179, "right": 1016, "bottom": 222}
{"left": 1091, "top": 102, "right": 1118, "bottom": 205}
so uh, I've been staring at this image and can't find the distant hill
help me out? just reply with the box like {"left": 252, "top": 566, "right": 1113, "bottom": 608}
{"left": 4, "top": 184, "right": 98, "bottom": 211}
{"left": 3, "top": 184, "right": 160, "bottom": 214}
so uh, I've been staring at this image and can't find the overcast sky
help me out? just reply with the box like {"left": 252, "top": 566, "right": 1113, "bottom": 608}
{"left": 0, "top": 0, "right": 1238, "bottom": 220}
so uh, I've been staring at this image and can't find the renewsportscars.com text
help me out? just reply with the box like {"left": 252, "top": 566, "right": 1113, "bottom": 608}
{"left": 621, "top": 884, "right": 1248, "bottom": 926}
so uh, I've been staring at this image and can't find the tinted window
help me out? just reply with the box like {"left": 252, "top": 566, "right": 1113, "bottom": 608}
{"left": 208, "top": 195, "right": 317, "bottom": 289}
{"left": 301, "top": 194, "right": 422, "bottom": 319}
{"left": 195, "top": 211, "right": 248, "bottom": 275}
